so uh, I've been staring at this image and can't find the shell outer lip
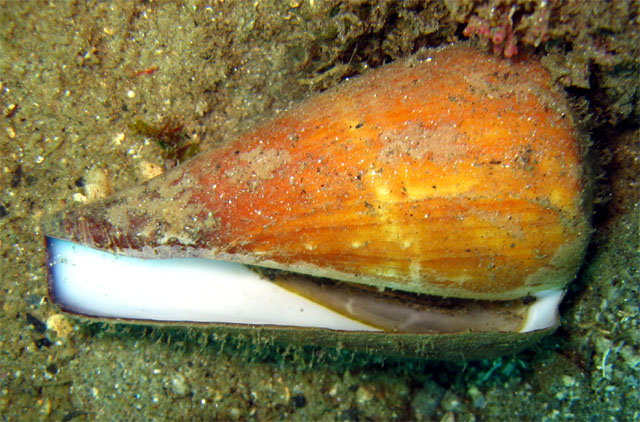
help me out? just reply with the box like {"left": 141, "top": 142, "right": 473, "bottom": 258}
{"left": 45, "top": 236, "right": 562, "bottom": 344}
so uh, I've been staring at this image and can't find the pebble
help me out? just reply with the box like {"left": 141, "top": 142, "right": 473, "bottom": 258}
{"left": 84, "top": 167, "right": 113, "bottom": 201}
{"left": 45, "top": 314, "right": 74, "bottom": 340}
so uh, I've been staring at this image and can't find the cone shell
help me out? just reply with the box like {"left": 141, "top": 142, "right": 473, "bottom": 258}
{"left": 45, "top": 45, "right": 590, "bottom": 301}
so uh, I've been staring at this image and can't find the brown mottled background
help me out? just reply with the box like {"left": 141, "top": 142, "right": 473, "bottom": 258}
{"left": 1, "top": 1, "right": 638, "bottom": 420}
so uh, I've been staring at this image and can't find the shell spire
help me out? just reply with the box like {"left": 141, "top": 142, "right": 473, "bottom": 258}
{"left": 45, "top": 45, "right": 590, "bottom": 301}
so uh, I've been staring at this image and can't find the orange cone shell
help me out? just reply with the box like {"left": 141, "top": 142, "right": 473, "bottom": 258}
{"left": 49, "top": 45, "right": 591, "bottom": 300}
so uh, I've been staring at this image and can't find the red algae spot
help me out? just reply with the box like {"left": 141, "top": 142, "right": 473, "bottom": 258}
{"left": 133, "top": 66, "right": 159, "bottom": 77}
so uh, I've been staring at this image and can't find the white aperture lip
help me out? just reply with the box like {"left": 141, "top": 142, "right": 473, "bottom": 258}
{"left": 46, "top": 237, "right": 563, "bottom": 334}
{"left": 46, "top": 237, "right": 378, "bottom": 331}
{"left": 519, "top": 289, "right": 565, "bottom": 333}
